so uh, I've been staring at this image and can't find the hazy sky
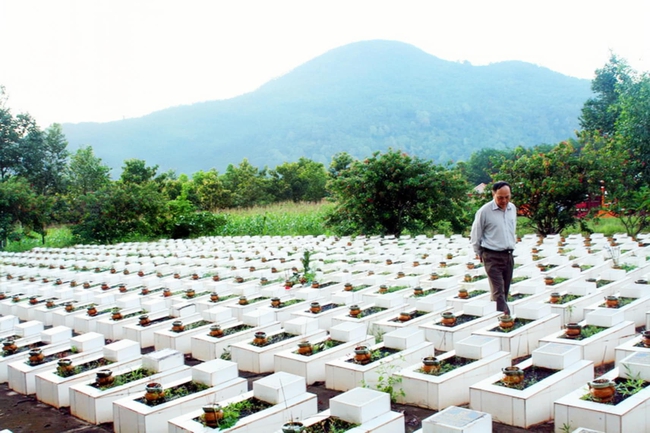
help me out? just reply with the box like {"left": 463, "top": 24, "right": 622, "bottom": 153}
{"left": 1, "top": 0, "right": 649, "bottom": 128}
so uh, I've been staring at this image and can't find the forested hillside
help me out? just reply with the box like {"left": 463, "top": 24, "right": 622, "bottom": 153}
{"left": 62, "top": 40, "right": 592, "bottom": 176}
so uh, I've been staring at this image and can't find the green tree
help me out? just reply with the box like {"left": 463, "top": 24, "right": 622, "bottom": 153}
{"left": 17, "top": 123, "right": 69, "bottom": 195}
{"left": 221, "top": 159, "right": 270, "bottom": 207}
{"left": 120, "top": 159, "right": 158, "bottom": 184}
{"left": 0, "top": 177, "right": 50, "bottom": 248}
{"left": 325, "top": 149, "right": 470, "bottom": 236}
{"left": 458, "top": 148, "right": 515, "bottom": 186}
{"left": 192, "top": 169, "right": 230, "bottom": 210}
{"left": 579, "top": 53, "right": 633, "bottom": 135}
{"left": 66, "top": 146, "right": 111, "bottom": 196}
{"left": 0, "top": 88, "right": 39, "bottom": 181}
{"left": 328, "top": 152, "right": 354, "bottom": 178}
{"left": 497, "top": 141, "right": 593, "bottom": 235}
{"left": 72, "top": 182, "right": 166, "bottom": 244}
{"left": 616, "top": 73, "right": 650, "bottom": 183}
{"left": 269, "top": 158, "right": 327, "bottom": 202}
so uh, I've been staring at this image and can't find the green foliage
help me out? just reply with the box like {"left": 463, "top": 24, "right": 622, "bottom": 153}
{"left": 579, "top": 53, "right": 633, "bottom": 135}
{"left": 497, "top": 141, "right": 594, "bottom": 235}
{"left": 120, "top": 159, "right": 158, "bottom": 184}
{"left": 65, "top": 146, "right": 111, "bottom": 197}
{"left": 360, "top": 357, "right": 406, "bottom": 403}
{"left": 269, "top": 157, "right": 328, "bottom": 202}
{"left": 72, "top": 182, "right": 167, "bottom": 244}
{"left": 326, "top": 149, "right": 471, "bottom": 236}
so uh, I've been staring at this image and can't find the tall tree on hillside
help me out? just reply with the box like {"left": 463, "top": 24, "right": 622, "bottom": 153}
{"left": 0, "top": 88, "right": 40, "bottom": 181}
{"left": 120, "top": 159, "right": 158, "bottom": 184}
{"left": 192, "top": 169, "right": 230, "bottom": 210}
{"left": 17, "top": 123, "right": 69, "bottom": 195}
{"left": 269, "top": 158, "right": 327, "bottom": 202}
{"left": 325, "top": 149, "right": 470, "bottom": 236}
{"left": 66, "top": 146, "right": 111, "bottom": 196}
{"left": 221, "top": 159, "right": 271, "bottom": 207}
{"left": 579, "top": 53, "right": 633, "bottom": 135}
{"left": 458, "top": 148, "right": 515, "bottom": 186}
{"left": 616, "top": 73, "right": 650, "bottom": 183}
{"left": 0, "top": 177, "right": 50, "bottom": 248}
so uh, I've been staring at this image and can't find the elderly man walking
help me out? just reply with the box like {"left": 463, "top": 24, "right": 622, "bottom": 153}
{"left": 470, "top": 181, "right": 517, "bottom": 314}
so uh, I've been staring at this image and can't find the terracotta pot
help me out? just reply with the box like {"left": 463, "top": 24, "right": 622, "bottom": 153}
{"left": 565, "top": 322, "right": 582, "bottom": 338}
{"left": 141, "top": 288, "right": 149, "bottom": 295}
{"left": 253, "top": 331, "right": 267, "bottom": 346}
{"left": 464, "top": 274, "right": 472, "bottom": 283}
{"left": 111, "top": 310, "right": 122, "bottom": 321}
{"left": 413, "top": 287, "right": 424, "bottom": 296}
{"left": 441, "top": 312, "right": 456, "bottom": 327}
{"left": 95, "top": 369, "right": 113, "bottom": 386}
{"left": 399, "top": 312, "right": 412, "bottom": 322}
{"left": 139, "top": 315, "right": 150, "bottom": 326}
{"left": 310, "top": 302, "right": 321, "bottom": 314}
{"left": 210, "top": 292, "right": 219, "bottom": 302}
{"left": 641, "top": 330, "right": 650, "bottom": 348}
{"left": 57, "top": 358, "right": 75, "bottom": 376}
{"left": 397, "top": 271, "right": 405, "bottom": 279}
{"left": 378, "top": 285, "right": 388, "bottom": 294}
{"left": 297, "top": 342, "right": 312, "bottom": 355}
{"left": 212, "top": 275, "right": 220, "bottom": 282}
{"left": 209, "top": 324, "right": 223, "bottom": 337}
{"left": 466, "top": 263, "right": 475, "bottom": 270}
{"left": 29, "top": 296, "right": 39, "bottom": 305}
{"left": 502, "top": 366, "right": 524, "bottom": 386}
{"left": 238, "top": 296, "right": 248, "bottom": 305}
{"left": 439, "top": 262, "right": 447, "bottom": 268}
{"left": 2, "top": 338, "right": 17, "bottom": 354}
{"left": 421, "top": 356, "right": 441, "bottom": 374}
{"left": 311, "top": 281, "right": 320, "bottom": 288}
{"left": 171, "top": 320, "right": 184, "bottom": 333}
{"left": 550, "top": 292, "right": 561, "bottom": 304}
{"left": 87, "top": 306, "right": 97, "bottom": 316}
{"left": 202, "top": 404, "right": 224, "bottom": 428}
{"left": 101, "top": 283, "right": 110, "bottom": 290}
{"left": 544, "top": 277, "right": 554, "bottom": 286}
{"left": 588, "top": 379, "right": 615, "bottom": 402}
{"left": 354, "top": 346, "right": 371, "bottom": 364}
{"left": 344, "top": 283, "right": 353, "bottom": 291}
{"left": 185, "top": 289, "right": 195, "bottom": 298}
{"left": 29, "top": 348, "right": 45, "bottom": 365}
{"left": 605, "top": 295, "right": 618, "bottom": 308}
{"left": 349, "top": 305, "right": 361, "bottom": 317}
{"left": 144, "top": 382, "right": 165, "bottom": 403}
{"left": 271, "top": 297, "right": 281, "bottom": 308}
{"left": 119, "top": 284, "right": 127, "bottom": 293}
{"left": 65, "top": 302, "right": 74, "bottom": 312}
{"left": 281, "top": 422, "right": 304, "bottom": 433}
{"left": 163, "top": 288, "right": 172, "bottom": 297}
{"left": 499, "top": 315, "right": 514, "bottom": 330}
{"left": 458, "top": 289, "right": 469, "bottom": 299}
{"left": 386, "top": 259, "right": 393, "bottom": 265}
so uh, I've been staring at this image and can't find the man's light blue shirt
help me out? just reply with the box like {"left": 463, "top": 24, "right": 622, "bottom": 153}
{"left": 470, "top": 200, "right": 517, "bottom": 255}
